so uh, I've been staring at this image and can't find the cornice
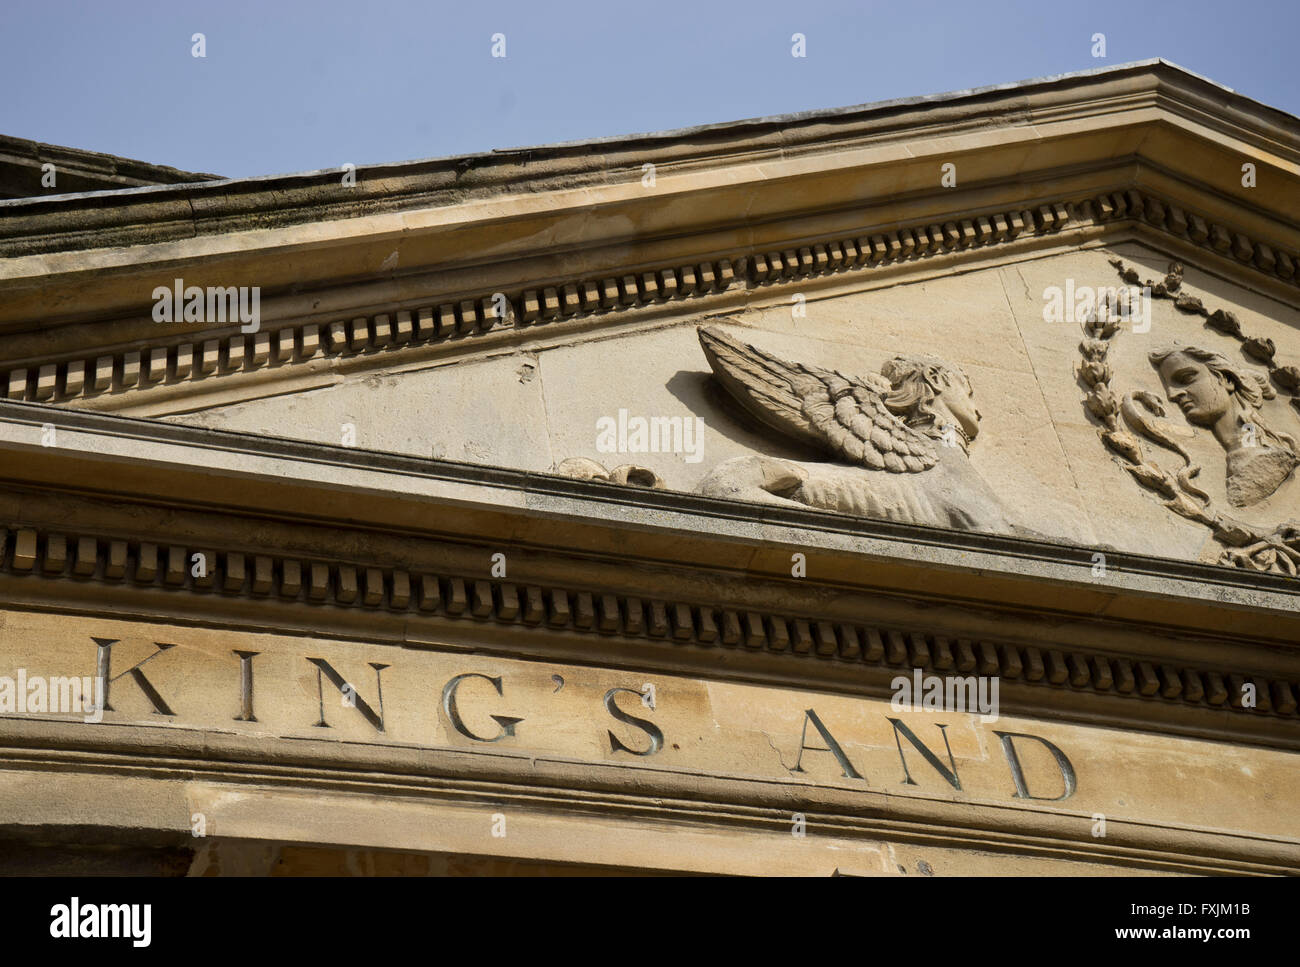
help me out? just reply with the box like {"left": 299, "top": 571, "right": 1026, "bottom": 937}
{"left": 4, "top": 728, "right": 1294, "bottom": 874}
{"left": 2, "top": 401, "right": 1298, "bottom": 751}
{"left": 1, "top": 515, "right": 1297, "bottom": 748}
{"left": 2, "top": 61, "right": 1299, "bottom": 346}
{"left": 0, "top": 134, "right": 221, "bottom": 201}
{"left": 1, "top": 398, "right": 1297, "bottom": 642}
{"left": 3, "top": 184, "right": 1298, "bottom": 416}
{"left": 2, "top": 61, "right": 1297, "bottom": 254}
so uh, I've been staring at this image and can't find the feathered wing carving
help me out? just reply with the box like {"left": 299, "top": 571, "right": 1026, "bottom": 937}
{"left": 698, "top": 326, "right": 937, "bottom": 473}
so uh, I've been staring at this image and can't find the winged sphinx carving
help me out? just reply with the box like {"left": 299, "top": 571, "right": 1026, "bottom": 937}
{"left": 695, "top": 326, "right": 1025, "bottom": 535}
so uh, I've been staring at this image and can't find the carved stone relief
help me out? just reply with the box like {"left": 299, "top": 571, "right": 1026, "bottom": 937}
{"left": 1147, "top": 345, "right": 1298, "bottom": 507}
{"left": 553, "top": 457, "right": 665, "bottom": 489}
{"left": 1086, "top": 261, "right": 1300, "bottom": 575}
{"left": 690, "top": 327, "right": 1025, "bottom": 536}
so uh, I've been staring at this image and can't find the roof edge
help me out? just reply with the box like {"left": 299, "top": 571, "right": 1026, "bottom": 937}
{"left": 1, "top": 59, "right": 1290, "bottom": 210}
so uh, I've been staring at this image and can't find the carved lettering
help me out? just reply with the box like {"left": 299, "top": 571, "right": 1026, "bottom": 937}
{"left": 441, "top": 672, "right": 523, "bottom": 742}
{"left": 603, "top": 686, "right": 663, "bottom": 756}
{"left": 306, "top": 658, "right": 388, "bottom": 732}
{"left": 887, "top": 718, "right": 961, "bottom": 790}
{"left": 92, "top": 637, "right": 176, "bottom": 716}
{"left": 52, "top": 631, "right": 1094, "bottom": 809}
{"left": 791, "top": 708, "right": 862, "bottom": 780}
{"left": 994, "top": 731, "right": 1078, "bottom": 800}
{"left": 233, "top": 650, "right": 258, "bottom": 722}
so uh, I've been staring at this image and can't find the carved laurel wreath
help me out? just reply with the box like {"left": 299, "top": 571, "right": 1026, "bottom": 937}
{"left": 1078, "top": 260, "right": 1300, "bottom": 576}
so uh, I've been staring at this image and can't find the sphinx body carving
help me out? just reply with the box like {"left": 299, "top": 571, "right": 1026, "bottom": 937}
{"left": 695, "top": 327, "right": 1021, "bottom": 535}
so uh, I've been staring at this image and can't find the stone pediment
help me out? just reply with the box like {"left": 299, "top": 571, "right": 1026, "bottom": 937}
{"left": 2, "top": 60, "right": 1299, "bottom": 578}
{"left": 5, "top": 61, "right": 1300, "bottom": 878}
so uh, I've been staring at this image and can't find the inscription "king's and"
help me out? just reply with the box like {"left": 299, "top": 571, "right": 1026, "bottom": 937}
{"left": 30, "top": 636, "right": 1079, "bottom": 804}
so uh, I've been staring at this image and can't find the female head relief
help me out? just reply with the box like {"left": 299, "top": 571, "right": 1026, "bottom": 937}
{"left": 1148, "top": 345, "right": 1295, "bottom": 453}
{"left": 1149, "top": 344, "right": 1298, "bottom": 506}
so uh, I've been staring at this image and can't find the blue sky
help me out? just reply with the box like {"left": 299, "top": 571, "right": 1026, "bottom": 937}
{"left": 3, "top": 0, "right": 1297, "bottom": 180}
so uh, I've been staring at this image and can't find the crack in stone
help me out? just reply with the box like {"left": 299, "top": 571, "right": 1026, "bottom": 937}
{"left": 763, "top": 731, "right": 793, "bottom": 772}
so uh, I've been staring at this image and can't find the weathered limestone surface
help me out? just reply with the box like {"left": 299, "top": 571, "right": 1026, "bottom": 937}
{"left": 1, "top": 62, "right": 1299, "bottom": 875}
